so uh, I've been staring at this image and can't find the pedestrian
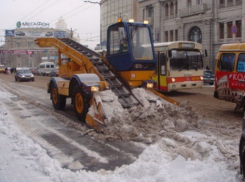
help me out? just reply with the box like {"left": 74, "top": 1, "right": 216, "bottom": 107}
{"left": 10, "top": 67, "right": 13, "bottom": 74}
{"left": 5, "top": 67, "right": 8, "bottom": 74}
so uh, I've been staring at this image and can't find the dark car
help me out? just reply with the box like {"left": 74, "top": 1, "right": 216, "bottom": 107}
{"left": 203, "top": 69, "right": 215, "bottom": 85}
{"left": 15, "top": 68, "right": 35, "bottom": 82}
{"left": 15, "top": 31, "right": 25, "bottom": 36}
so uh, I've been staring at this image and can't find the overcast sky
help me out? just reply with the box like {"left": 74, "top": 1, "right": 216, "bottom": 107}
{"left": 0, "top": 0, "right": 101, "bottom": 48}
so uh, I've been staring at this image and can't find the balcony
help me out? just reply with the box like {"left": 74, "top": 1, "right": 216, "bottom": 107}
{"left": 179, "top": 4, "right": 209, "bottom": 18}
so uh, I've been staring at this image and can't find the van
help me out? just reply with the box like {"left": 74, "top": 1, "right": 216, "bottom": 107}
{"left": 37, "top": 62, "right": 56, "bottom": 76}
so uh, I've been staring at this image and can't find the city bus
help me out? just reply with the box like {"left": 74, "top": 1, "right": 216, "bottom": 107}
{"left": 152, "top": 41, "right": 206, "bottom": 92}
{"left": 214, "top": 43, "right": 245, "bottom": 111}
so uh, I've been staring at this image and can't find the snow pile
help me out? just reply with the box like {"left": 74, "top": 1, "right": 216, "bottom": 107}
{"left": 87, "top": 88, "right": 200, "bottom": 144}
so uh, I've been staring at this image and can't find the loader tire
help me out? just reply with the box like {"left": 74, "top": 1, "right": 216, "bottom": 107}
{"left": 51, "top": 84, "right": 66, "bottom": 110}
{"left": 73, "top": 86, "right": 90, "bottom": 121}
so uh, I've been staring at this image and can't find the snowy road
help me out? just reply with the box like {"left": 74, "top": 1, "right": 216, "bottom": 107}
{"left": 0, "top": 75, "right": 244, "bottom": 182}
{"left": 0, "top": 79, "right": 146, "bottom": 172}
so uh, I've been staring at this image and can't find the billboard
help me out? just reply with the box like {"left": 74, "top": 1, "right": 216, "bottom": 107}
{"left": 13, "top": 30, "right": 67, "bottom": 38}
{"left": 54, "top": 31, "right": 66, "bottom": 38}
{"left": 5, "top": 30, "right": 15, "bottom": 37}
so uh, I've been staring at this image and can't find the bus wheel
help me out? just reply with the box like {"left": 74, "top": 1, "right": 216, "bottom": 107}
{"left": 51, "top": 83, "right": 66, "bottom": 110}
{"left": 73, "top": 86, "right": 90, "bottom": 121}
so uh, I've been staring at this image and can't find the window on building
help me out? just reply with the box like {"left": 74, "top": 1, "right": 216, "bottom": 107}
{"left": 197, "top": 0, "right": 202, "bottom": 4}
{"left": 175, "top": 30, "right": 178, "bottom": 41}
{"left": 28, "top": 42, "right": 33, "bottom": 47}
{"left": 170, "top": 2, "right": 174, "bottom": 17}
{"left": 16, "top": 42, "right": 20, "bottom": 47}
{"left": 148, "top": 6, "right": 153, "bottom": 17}
{"left": 155, "top": 28, "right": 160, "bottom": 42}
{"left": 175, "top": 2, "right": 178, "bottom": 15}
{"left": 165, "top": 31, "right": 168, "bottom": 42}
{"left": 219, "top": 23, "right": 224, "bottom": 39}
{"left": 170, "top": 30, "right": 173, "bottom": 41}
{"left": 220, "top": 0, "right": 224, "bottom": 4}
{"left": 165, "top": 4, "right": 169, "bottom": 19}
{"left": 187, "top": 0, "right": 192, "bottom": 7}
{"left": 188, "top": 26, "right": 202, "bottom": 43}
{"left": 236, "top": 20, "right": 241, "bottom": 38}
{"left": 228, "top": 0, "right": 233, "bottom": 6}
{"left": 227, "top": 22, "right": 232, "bottom": 38}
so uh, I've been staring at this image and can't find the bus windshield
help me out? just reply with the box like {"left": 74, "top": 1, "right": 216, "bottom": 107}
{"left": 129, "top": 25, "right": 154, "bottom": 60}
{"left": 170, "top": 50, "right": 203, "bottom": 71}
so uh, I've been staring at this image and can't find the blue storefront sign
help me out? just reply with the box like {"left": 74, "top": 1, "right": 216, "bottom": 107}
{"left": 54, "top": 31, "right": 66, "bottom": 38}
{"left": 5, "top": 30, "right": 15, "bottom": 37}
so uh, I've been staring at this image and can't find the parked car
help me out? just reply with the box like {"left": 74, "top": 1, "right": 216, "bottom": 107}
{"left": 15, "top": 31, "right": 25, "bottom": 36}
{"left": 203, "top": 69, "right": 215, "bottom": 85}
{"left": 14, "top": 68, "right": 35, "bottom": 82}
{"left": 49, "top": 68, "right": 59, "bottom": 77}
{"left": 45, "top": 32, "right": 53, "bottom": 36}
{"left": 30, "top": 67, "right": 38, "bottom": 75}
{"left": 37, "top": 62, "right": 56, "bottom": 76}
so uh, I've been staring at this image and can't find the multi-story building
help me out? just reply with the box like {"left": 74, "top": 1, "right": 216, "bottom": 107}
{"left": 100, "top": 0, "right": 139, "bottom": 48}
{"left": 139, "top": 0, "right": 244, "bottom": 70}
{"left": 0, "top": 19, "right": 80, "bottom": 68}
{"left": 100, "top": 0, "right": 244, "bottom": 71}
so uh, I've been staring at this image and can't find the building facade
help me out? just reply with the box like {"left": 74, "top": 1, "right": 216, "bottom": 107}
{"left": 100, "top": 0, "right": 244, "bottom": 71}
{"left": 1, "top": 28, "right": 62, "bottom": 68}
{"left": 0, "top": 20, "right": 80, "bottom": 68}
{"left": 100, "top": 0, "right": 139, "bottom": 48}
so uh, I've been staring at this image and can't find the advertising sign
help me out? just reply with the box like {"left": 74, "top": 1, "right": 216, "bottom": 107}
{"left": 5, "top": 30, "right": 15, "bottom": 37}
{"left": 16, "top": 21, "right": 49, "bottom": 28}
{"left": 54, "top": 31, "right": 66, "bottom": 38}
{"left": 14, "top": 30, "right": 55, "bottom": 37}
{"left": 232, "top": 26, "right": 237, "bottom": 34}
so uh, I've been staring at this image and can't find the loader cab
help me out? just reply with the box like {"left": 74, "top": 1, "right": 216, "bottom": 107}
{"left": 106, "top": 21, "right": 156, "bottom": 71}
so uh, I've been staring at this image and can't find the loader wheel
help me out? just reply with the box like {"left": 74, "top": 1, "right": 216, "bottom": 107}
{"left": 73, "top": 86, "right": 90, "bottom": 121}
{"left": 51, "top": 84, "right": 66, "bottom": 110}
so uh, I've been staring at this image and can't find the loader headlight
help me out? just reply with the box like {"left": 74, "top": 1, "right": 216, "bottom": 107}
{"left": 84, "top": 84, "right": 100, "bottom": 92}
{"left": 171, "top": 78, "right": 176, "bottom": 82}
{"left": 91, "top": 86, "right": 99, "bottom": 92}
{"left": 146, "top": 82, "right": 154, "bottom": 88}
{"left": 142, "top": 80, "right": 156, "bottom": 89}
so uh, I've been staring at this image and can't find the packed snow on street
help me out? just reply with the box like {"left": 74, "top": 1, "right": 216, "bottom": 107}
{"left": 0, "top": 84, "right": 243, "bottom": 182}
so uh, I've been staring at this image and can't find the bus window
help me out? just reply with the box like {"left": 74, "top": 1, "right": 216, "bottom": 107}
{"left": 220, "top": 53, "right": 235, "bottom": 71}
{"left": 169, "top": 50, "right": 202, "bottom": 71}
{"left": 237, "top": 53, "right": 245, "bottom": 72}
{"left": 160, "top": 53, "right": 166, "bottom": 75}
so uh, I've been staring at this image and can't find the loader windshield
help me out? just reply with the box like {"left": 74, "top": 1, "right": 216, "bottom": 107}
{"left": 129, "top": 25, "right": 154, "bottom": 61}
